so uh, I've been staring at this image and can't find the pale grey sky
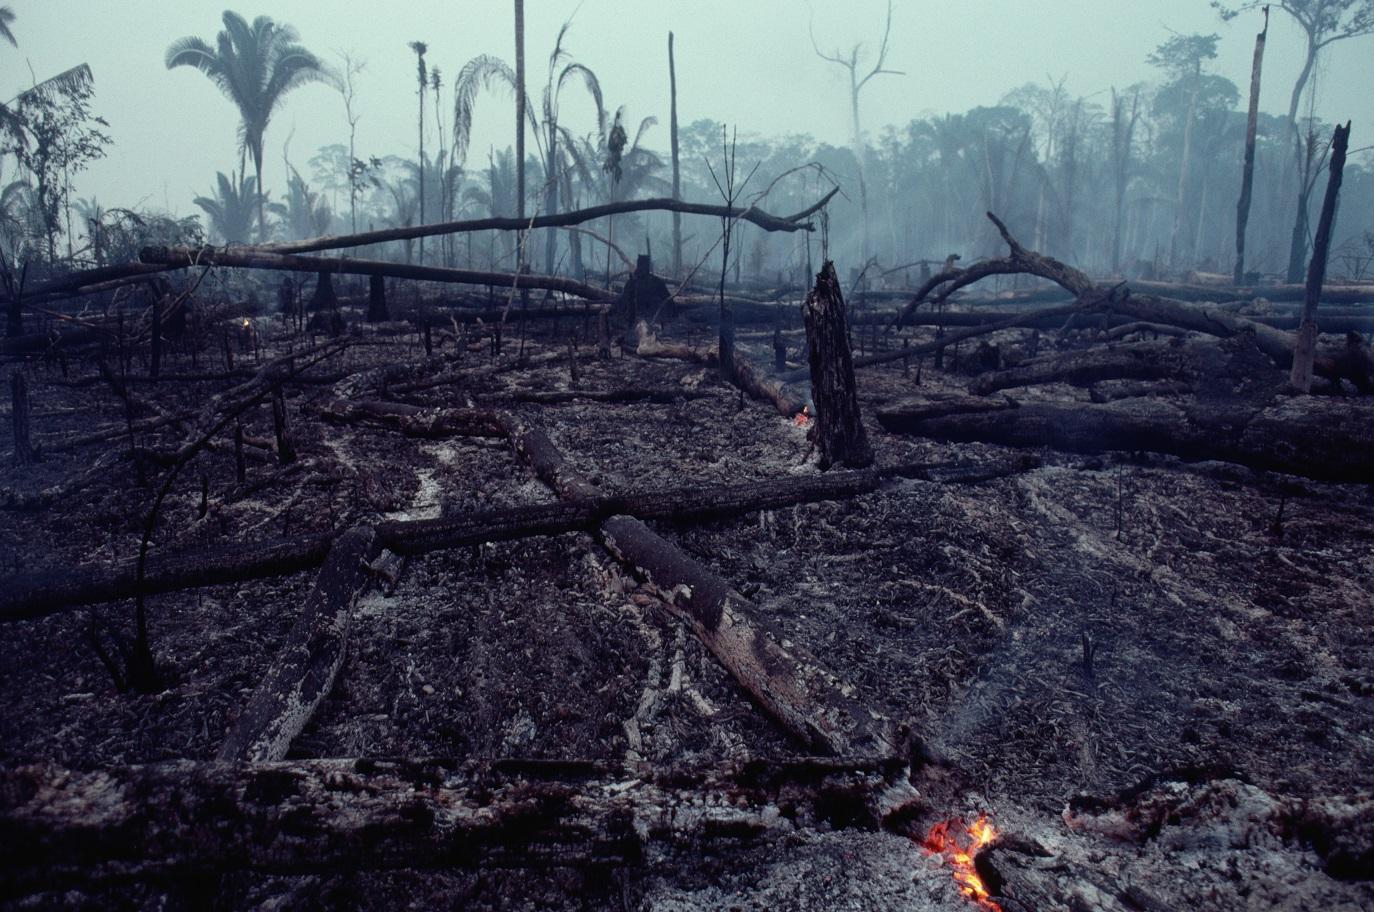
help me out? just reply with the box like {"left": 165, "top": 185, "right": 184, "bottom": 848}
{"left": 2, "top": 0, "right": 1371, "bottom": 218}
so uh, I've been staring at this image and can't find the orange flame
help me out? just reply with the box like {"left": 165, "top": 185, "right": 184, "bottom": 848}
{"left": 792, "top": 405, "right": 811, "bottom": 427}
{"left": 920, "top": 814, "right": 1001, "bottom": 910}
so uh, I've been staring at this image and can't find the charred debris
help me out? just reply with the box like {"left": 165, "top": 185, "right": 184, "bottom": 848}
{"left": 1, "top": 3, "right": 1373, "bottom": 910}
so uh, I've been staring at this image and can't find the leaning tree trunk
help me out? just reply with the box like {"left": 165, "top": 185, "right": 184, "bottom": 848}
{"left": 1234, "top": 7, "right": 1268, "bottom": 284}
{"left": 1290, "top": 121, "right": 1351, "bottom": 392}
{"left": 803, "top": 261, "right": 873, "bottom": 469}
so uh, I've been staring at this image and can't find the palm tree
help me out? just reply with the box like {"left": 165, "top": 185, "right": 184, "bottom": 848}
{"left": 166, "top": 11, "right": 327, "bottom": 242}
{"left": 193, "top": 170, "right": 259, "bottom": 244}
{"left": 268, "top": 167, "right": 332, "bottom": 240}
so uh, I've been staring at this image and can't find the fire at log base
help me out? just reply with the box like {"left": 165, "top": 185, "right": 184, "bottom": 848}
{"left": 804, "top": 261, "right": 874, "bottom": 469}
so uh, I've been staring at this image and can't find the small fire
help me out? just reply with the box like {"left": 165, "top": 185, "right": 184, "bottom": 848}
{"left": 241, "top": 318, "right": 252, "bottom": 328}
{"left": 921, "top": 814, "right": 1001, "bottom": 910}
{"left": 792, "top": 405, "right": 811, "bottom": 428}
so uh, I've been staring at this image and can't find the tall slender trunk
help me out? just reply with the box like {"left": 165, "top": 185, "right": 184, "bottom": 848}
{"left": 1290, "top": 122, "right": 1351, "bottom": 392}
{"left": 1287, "top": 128, "right": 1317, "bottom": 284}
{"left": 669, "top": 31, "right": 682, "bottom": 279}
{"left": 850, "top": 76, "right": 870, "bottom": 266}
{"left": 1283, "top": 42, "right": 1318, "bottom": 282}
{"left": 544, "top": 126, "right": 558, "bottom": 274}
{"left": 417, "top": 64, "right": 426, "bottom": 264}
{"left": 514, "top": 0, "right": 525, "bottom": 229}
{"left": 1234, "top": 8, "right": 1268, "bottom": 283}
{"left": 1169, "top": 63, "right": 1200, "bottom": 270}
{"left": 254, "top": 148, "right": 266, "bottom": 243}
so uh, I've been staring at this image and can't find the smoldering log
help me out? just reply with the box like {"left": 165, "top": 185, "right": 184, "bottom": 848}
{"left": 803, "top": 261, "right": 873, "bottom": 469}
{"left": 216, "top": 526, "right": 379, "bottom": 762}
{"left": 0, "top": 756, "right": 916, "bottom": 891}
{"left": 877, "top": 394, "right": 1374, "bottom": 482}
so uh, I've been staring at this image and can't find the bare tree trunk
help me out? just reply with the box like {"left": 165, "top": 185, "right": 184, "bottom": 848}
{"left": 1290, "top": 121, "right": 1351, "bottom": 392}
{"left": 803, "top": 261, "right": 873, "bottom": 469}
{"left": 514, "top": 0, "right": 525, "bottom": 233}
{"left": 1169, "top": 64, "right": 1201, "bottom": 270}
{"left": 1234, "top": 7, "right": 1268, "bottom": 284}
{"left": 669, "top": 31, "right": 683, "bottom": 279}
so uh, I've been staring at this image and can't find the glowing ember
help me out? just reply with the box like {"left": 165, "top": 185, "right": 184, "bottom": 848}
{"left": 792, "top": 405, "right": 811, "bottom": 427}
{"left": 241, "top": 318, "right": 251, "bottom": 328}
{"left": 920, "top": 814, "right": 1001, "bottom": 910}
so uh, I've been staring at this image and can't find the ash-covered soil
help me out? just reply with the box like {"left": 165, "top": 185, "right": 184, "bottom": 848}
{"left": 1, "top": 316, "right": 1370, "bottom": 910}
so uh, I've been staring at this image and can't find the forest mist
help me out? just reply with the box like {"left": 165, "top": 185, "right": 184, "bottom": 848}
{"left": 1, "top": 0, "right": 1372, "bottom": 286}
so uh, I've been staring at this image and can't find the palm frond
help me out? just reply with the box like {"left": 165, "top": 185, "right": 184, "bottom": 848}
{"left": 0, "top": 6, "right": 18, "bottom": 48}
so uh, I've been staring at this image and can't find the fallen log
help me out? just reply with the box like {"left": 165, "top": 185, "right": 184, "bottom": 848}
{"left": 599, "top": 516, "right": 898, "bottom": 756}
{"left": 487, "top": 408, "right": 900, "bottom": 757}
{"left": 877, "top": 394, "right": 1374, "bottom": 482}
{"left": 629, "top": 321, "right": 807, "bottom": 416}
{"left": 0, "top": 756, "right": 915, "bottom": 891}
{"left": 967, "top": 341, "right": 1215, "bottom": 395}
{"left": 140, "top": 247, "right": 615, "bottom": 302}
{"left": 240, "top": 187, "right": 839, "bottom": 256}
{"left": 0, "top": 464, "right": 889, "bottom": 620}
{"left": 216, "top": 526, "right": 379, "bottom": 762}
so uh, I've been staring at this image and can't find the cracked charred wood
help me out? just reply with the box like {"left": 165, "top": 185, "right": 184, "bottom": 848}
{"left": 10, "top": 370, "right": 34, "bottom": 464}
{"left": 804, "top": 262, "right": 873, "bottom": 469}
{"left": 216, "top": 526, "right": 380, "bottom": 762}
{"left": 1089, "top": 379, "right": 1193, "bottom": 403}
{"left": 0, "top": 756, "right": 916, "bottom": 890}
{"left": 877, "top": 394, "right": 1374, "bottom": 482}
{"left": 1291, "top": 121, "right": 1351, "bottom": 393}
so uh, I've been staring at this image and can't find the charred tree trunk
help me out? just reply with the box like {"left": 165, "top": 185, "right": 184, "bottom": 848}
{"left": 216, "top": 526, "right": 379, "bottom": 762}
{"left": 803, "top": 262, "right": 873, "bottom": 469}
{"left": 1234, "top": 8, "right": 1268, "bottom": 284}
{"left": 149, "top": 298, "right": 162, "bottom": 381}
{"left": 877, "top": 393, "right": 1374, "bottom": 482}
{"left": 366, "top": 274, "right": 388, "bottom": 322}
{"left": 0, "top": 757, "right": 916, "bottom": 890}
{"left": 309, "top": 270, "right": 336, "bottom": 313}
{"left": 11, "top": 369, "right": 34, "bottom": 465}
{"left": 270, "top": 387, "right": 297, "bottom": 465}
{"left": 1290, "top": 121, "right": 1350, "bottom": 393}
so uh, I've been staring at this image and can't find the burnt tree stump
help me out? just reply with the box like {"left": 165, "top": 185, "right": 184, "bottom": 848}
{"left": 11, "top": 369, "right": 35, "bottom": 464}
{"left": 804, "top": 261, "right": 873, "bottom": 469}
{"left": 367, "top": 273, "right": 388, "bottom": 323}
{"left": 270, "top": 386, "right": 297, "bottom": 465}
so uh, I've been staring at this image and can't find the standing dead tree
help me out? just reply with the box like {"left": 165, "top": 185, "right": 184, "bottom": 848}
{"left": 809, "top": 0, "right": 902, "bottom": 264}
{"left": 1290, "top": 120, "right": 1351, "bottom": 392}
{"left": 1234, "top": 6, "right": 1269, "bottom": 284}
{"left": 804, "top": 261, "right": 873, "bottom": 469}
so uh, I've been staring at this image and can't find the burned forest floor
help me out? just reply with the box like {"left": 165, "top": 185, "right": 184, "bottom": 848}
{"left": 1, "top": 309, "right": 1372, "bottom": 911}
